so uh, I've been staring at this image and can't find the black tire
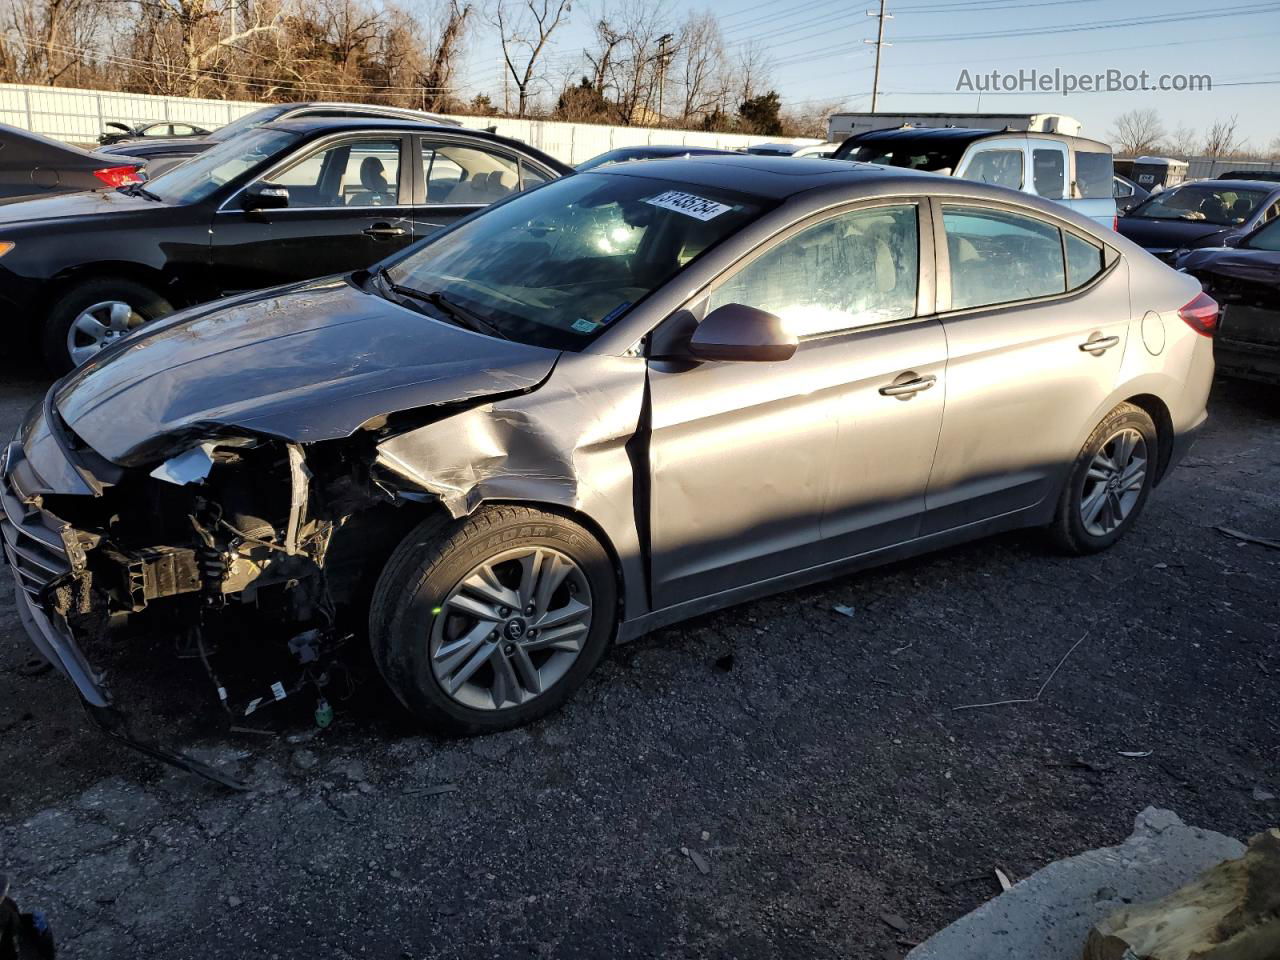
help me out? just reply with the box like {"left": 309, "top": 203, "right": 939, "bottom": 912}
{"left": 42, "top": 277, "right": 173, "bottom": 373}
{"left": 369, "top": 505, "right": 617, "bottom": 734}
{"left": 1049, "top": 402, "right": 1158, "bottom": 555}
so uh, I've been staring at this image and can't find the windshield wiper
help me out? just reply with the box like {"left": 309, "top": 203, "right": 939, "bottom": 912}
{"left": 373, "top": 269, "right": 509, "bottom": 340}
{"left": 119, "top": 182, "right": 162, "bottom": 201}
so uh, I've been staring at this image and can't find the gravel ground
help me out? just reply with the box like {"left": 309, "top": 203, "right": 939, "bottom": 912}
{"left": 1, "top": 366, "right": 1277, "bottom": 959}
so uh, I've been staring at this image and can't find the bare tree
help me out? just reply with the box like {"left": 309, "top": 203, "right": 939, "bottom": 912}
{"left": 1109, "top": 109, "right": 1165, "bottom": 157}
{"left": 491, "top": 0, "right": 571, "bottom": 117}
{"left": 1160, "top": 125, "right": 1198, "bottom": 159}
{"left": 1201, "top": 114, "right": 1242, "bottom": 158}
{"left": 673, "top": 11, "right": 726, "bottom": 125}
{"left": 417, "top": 0, "right": 471, "bottom": 111}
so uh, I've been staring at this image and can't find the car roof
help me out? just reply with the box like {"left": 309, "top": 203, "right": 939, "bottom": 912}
{"left": 588, "top": 154, "right": 935, "bottom": 200}
{"left": 261, "top": 117, "right": 574, "bottom": 172}
{"left": 848, "top": 126, "right": 1110, "bottom": 151}
{"left": 1192, "top": 178, "right": 1280, "bottom": 191}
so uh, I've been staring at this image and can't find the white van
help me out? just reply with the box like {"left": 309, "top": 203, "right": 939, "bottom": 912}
{"left": 834, "top": 127, "right": 1117, "bottom": 229}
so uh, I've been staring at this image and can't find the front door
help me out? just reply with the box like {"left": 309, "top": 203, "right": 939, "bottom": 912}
{"left": 210, "top": 134, "right": 415, "bottom": 293}
{"left": 647, "top": 201, "right": 944, "bottom": 609}
{"left": 409, "top": 138, "right": 550, "bottom": 240}
{"left": 924, "top": 201, "right": 1128, "bottom": 533}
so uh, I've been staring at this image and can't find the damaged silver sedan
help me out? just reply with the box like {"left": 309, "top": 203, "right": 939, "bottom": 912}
{"left": 2, "top": 157, "right": 1215, "bottom": 774}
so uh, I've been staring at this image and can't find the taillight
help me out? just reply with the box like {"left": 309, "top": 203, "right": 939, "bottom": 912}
{"left": 1112, "top": 215, "right": 1119, "bottom": 231}
{"left": 1177, "top": 291, "right": 1219, "bottom": 337}
{"left": 93, "top": 165, "right": 143, "bottom": 187}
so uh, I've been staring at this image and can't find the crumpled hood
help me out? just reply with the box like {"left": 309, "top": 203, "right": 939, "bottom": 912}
{"left": 54, "top": 277, "right": 560, "bottom": 467}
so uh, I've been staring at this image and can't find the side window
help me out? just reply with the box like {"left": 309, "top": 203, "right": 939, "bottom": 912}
{"left": 708, "top": 204, "right": 919, "bottom": 338}
{"left": 942, "top": 205, "right": 1065, "bottom": 310}
{"left": 1065, "top": 232, "right": 1105, "bottom": 290}
{"left": 1032, "top": 148, "right": 1066, "bottom": 199}
{"left": 519, "top": 161, "right": 552, "bottom": 191}
{"left": 960, "top": 149, "right": 1023, "bottom": 189}
{"left": 422, "top": 143, "right": 521, "bottom": 204}
{"left": 1076, "top": 151, "right": 1115, "bottom": 200}
{"left": 268, "top": 138, "right": 401, "bottom": 207}
{"left": 1114, "top": 178, "right": 1133, "bottom": 198}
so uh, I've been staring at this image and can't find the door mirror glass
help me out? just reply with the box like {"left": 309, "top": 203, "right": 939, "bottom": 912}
{"left": 689, "top": 303, "right": 797, "bottom": 362}
{"left": 242, "top": 183, "right": 290, "bottom": 210}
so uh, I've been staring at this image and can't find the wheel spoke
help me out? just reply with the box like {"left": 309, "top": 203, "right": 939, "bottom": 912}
{"left": 524, "top": 621, "right": 587, "bottom": 653}
{"left": 516, "top": 549, "right": 544, "bottom": 610}
{"left": 72, "top": 313, "right": 108, "bottom": 341}
{"left": 1112, "top": 431, "right": 1134, "bottom": 468}
{"left": 108, "top": 302, "right": 133, "bottom": 331}
{"left": 444, "top": 637, "right": 497, "bottom": 694}
{"left": 433, "top": 623, "right": 492, "bottom": 677}
{"left": 534, "top": 597, "right": 589, "bottom": 631}
{"left": 532, "top": 553, "right": 571, "bottom": 616}
{"left": 1119, "top": 459, "right": 1146, "bottom": 491}
{"left": 1081, "top": 486, "right": 1108, "bottom": 527}
{"left": 1086, "top": 461, "right": 1113, "bottom": 482}
{"left": 510, "top": 644, "right": 542, "bottom": 696}
{"left": 445, "top": 590, "right": 504, "bottom": 623}
{"left": 490, "top": 649, "right": 521, "bottom": 707}
{"left": 459, "top": 563, "right": 520, "bottom": 612}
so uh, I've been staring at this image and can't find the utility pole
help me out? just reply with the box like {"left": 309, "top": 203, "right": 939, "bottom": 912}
{"left": 655, "top": 33, "right": 673, "bottom": 123}
{"left": 864, "top": 0, "right": 892, "bottom": 112}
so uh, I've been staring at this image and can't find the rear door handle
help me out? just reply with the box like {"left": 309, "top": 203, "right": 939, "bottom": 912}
{"left": 1078, "top": 335, "right": 1120, "bottom": 354}
{"left": 364, "top": 223, "right": 407, "bottom": 238}
{"left": 878, "top": 374, "right": 937, "bottom": 398}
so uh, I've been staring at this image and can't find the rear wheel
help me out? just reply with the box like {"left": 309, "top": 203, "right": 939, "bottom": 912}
{"left": 1049, "top": 402, "right": 1157, "bottom": 555}
{"left": 43, "top": 278, "right": 173, "bottom": 372}
{"left": 369, "top": 506, "right": 617, "bottom": 734}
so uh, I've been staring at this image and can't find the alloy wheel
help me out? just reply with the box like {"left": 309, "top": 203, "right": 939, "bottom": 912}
{"left": 66, "top": 300, "right": 145, "bottom": 367}
{"left": 1080, "top": 428, "right": 1148, "bottom": 537}
{"left": 429, "top": 546, "right": 593, "bottom": 711}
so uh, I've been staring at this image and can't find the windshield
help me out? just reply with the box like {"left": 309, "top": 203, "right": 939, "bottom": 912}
{"left": 209, "top": 104, "right": 292, "bottom": 142}
{"left": 837, "top": 138, "right": 967, "bottom": 173}
{"left": 1244, "top": 217, "right": 1280, "bottom": 251}
{"left": 1129, "top": 184, "right": 1269, "bottom": 226}
{"left": 144, "top": 128, "right": 300, "bottom": 204}
{"left": 384, "top": 172, "right": 766, "bottom": 350}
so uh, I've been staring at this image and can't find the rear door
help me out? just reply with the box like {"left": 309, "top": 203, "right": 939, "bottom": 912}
{"left": 409, "top": 136, "right": 553, "bottom": 239}
{"left": 923, "top": 200, "right": 1128, "bottom": 533}
{"left": 210, "top": 133, "right": 415, "bottom": 292}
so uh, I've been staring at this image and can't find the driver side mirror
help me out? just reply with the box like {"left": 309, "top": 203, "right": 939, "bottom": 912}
{"left": 688, "top": 303, "right": 797, "bottom": 362}
{"left": 242, "top": 183, "right": 289, "bottom": 211}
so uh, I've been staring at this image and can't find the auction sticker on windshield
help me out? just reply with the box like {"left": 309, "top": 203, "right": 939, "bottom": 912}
{"left": 644, "top": 191, "right": 732, "bottom": 221}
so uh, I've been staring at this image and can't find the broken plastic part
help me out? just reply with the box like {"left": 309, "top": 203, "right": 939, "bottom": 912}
{"left": 149, "top": 442, "right": 217, "bottom": 485}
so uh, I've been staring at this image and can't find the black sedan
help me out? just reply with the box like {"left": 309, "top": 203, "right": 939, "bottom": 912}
{"left": 97, "top": 120, "right": 211, "bottom": 146}
{"left": 97, "top": 101, "right": 461, "bottom": 174}
{"left": 0, "top": 117, "right": 570, "bottom": 370}
{"left": 0, "top": 123, "right": 143, "bottom": 201}
{"left": 1177, "top": 215, "right": 1280, "bottom": 384}
{"left": 1117, "top": 179, "right": 1280, "bottom": 261}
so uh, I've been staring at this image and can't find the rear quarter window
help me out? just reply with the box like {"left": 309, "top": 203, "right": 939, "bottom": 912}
{"left": 1075, "top": 151, "right": 1114, "bottom": 200}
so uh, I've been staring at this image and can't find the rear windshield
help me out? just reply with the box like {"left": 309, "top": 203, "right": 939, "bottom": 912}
{"left": 1075, "top": 151, "right": 1114, "bottom": 200}
{"left": 835, "top": 136, "right": 968, "bottom": 173}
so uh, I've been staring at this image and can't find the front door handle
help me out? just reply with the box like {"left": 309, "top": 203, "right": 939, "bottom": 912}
{"left": 878, "top": 373, "right": 937, "bottom": 399}
{"left": 1078, "top": 334, "right": 1120, "bottom": 355}
{"left": 364, "top": 223, "right": 407, "bottom": 238}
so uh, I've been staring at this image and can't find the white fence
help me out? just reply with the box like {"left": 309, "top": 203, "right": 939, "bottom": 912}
{"left": 0, "top": 82, "right": 819, "bottom": 165}
{"left": 1186, "top": 157, "right": 1280, "bottom": 180}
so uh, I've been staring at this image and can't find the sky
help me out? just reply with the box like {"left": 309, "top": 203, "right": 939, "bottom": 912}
{"left": 456, "top": 0, "right": 1280, "bottom": 151}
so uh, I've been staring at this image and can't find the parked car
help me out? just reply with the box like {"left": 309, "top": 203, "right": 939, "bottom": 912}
{"left": 0, "top": 123, "right": 143, "bottom": 201}
{"left": 577, "top": 144, "right": 735, "bottom": 170}
{"left": 833, "top": 127, "right": 1117, "bottom": 228}
{"left": 1213, "top": 170, "right": 1280, "bottom": 184}
{"left": 2, "top": 157, "right": 1214, "bottom": 779}
{"left": 1177, "top": 215, "right": 1280, "bottom": 384}
{"left": 745, "top": 141, "right": 842, "bottom": 158}
{"left": 96, "top": 101, "right": 462, "bottom": 175}
{"left": 1114, "top": 174, "right": 1149, "bottom": 215}
{"left": 0, "top": 117, "right": 569, "bottom": 371}
{"left": 98, "top": 120, "right": 211, "bottom": 146}
{"left": 1116, "top": 179, "right": 1280, "bottom": 262}
{"left": 1126, "top": 156, "right": 1188, "bottom": 191}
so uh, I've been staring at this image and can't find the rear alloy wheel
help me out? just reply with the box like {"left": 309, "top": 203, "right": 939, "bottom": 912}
{"left": 370, "top": 506, "right": 616, "bottom": 734}
{"left": 43, "top": 278, "right": 173, "bottom": 372}
{"left": 1050, "top": 402, "right": 1158, "bottom": 554}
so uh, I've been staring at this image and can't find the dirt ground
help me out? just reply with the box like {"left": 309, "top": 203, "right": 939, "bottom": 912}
{"left": 1, "top": 364, "right": 1277, "bottom": 959}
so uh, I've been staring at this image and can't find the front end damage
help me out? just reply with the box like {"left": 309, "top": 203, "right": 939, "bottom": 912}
{"left": 2, "top": 405, "right": 431, "bottom": 787}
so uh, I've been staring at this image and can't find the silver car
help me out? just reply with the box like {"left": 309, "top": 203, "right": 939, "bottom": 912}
{"left": 2, "top": 156, "right": 1214, "bottom": 776}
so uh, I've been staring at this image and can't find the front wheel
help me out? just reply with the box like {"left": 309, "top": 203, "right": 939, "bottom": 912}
{"left": 43, "top": 278, "right": 173, "bottom": 372}
{"left": 369, "top": 506, "right": 617, "bottom": 734}
{"left": 1049, "top": 402, "right": 1158, "bottom": 555}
